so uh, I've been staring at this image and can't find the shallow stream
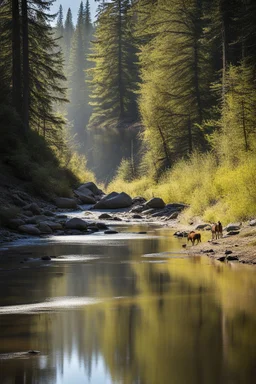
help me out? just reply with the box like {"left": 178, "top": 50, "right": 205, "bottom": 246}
{"left": 0, "top": 224, "right": 256, "bottom": 383}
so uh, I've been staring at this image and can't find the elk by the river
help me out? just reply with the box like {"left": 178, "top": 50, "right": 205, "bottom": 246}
{"left": 187, "top": 231, "right": 201, "bottom": 246}
{"left": 211, "top": 221, "right": 223, "bottom": 240}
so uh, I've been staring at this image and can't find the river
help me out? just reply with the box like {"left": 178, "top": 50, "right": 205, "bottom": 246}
{"left": 0, "top": 223, "right": 256, "bottom": 384}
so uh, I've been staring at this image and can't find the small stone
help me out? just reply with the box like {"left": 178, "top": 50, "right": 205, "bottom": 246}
{"left": 41, "top": 256, "right": 51, "bottom": 261}
{"left": 23, "top": 203, "right": 41, "bottom": 215}
{"left": 43, "top": 210, "right": 55, "bottom": 217}
{"left": 65, "top": 218, "right": 88, "bottom": 230}
{"left": 132, "top": 214, "right": 142, "bottom": 219}
{"left": 217, "top": 256, "right": 226, "bottom": 262}
{"left": 96, "top": 222, "right": 108, "bottom": 230}
{"left": 98, "top": 213, "right": 112, "bottom": 219}
{"left": 226, "top": 255, "right": 239, "bottom": 261}
{"left": 225, "top": 250, "right": 233, "bottom": 255}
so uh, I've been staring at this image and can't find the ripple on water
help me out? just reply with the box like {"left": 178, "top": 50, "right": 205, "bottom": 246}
{"left": 0, "top": 297, "right": 101, "bottom": 315}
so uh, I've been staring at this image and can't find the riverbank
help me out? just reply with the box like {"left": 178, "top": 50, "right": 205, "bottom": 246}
{"left": 188, "top": 226, "right": 256, "bottom": 265}
{"left": 1, "top": 176, "right": 256, "bottom": 266}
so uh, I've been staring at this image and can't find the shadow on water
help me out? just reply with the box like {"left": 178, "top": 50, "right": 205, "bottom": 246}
{"left": 0, "top": 225, "right": 256, "bottom": 383}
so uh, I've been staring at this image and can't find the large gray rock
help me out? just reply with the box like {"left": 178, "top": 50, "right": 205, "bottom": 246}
{"left": 145, "top": 198, "right": 166, "bottom": 209}
{"left": 65, "top": 218, "right": 88, "bottom": 230}
{"left": 55, "top": 197, "right": 77, "bottom": 209}
{"left": 23, "top": 203, "right": 41, "bottom": 215}
{"left": 225, "top": 223, "right": 242, "bottom": 232}
{"left": 18, "top": 225, "right": 41, "bottom": 235}
{"left": 42, "top": 221, "right": 63, "bottom": 231}
{"left": 38, "top": 223, "right": 53, "bottom": 234}
{"left": 249, "top": 219, "right": 256, "bottom": 226}
{"left": 78, "top": 182, "right": 102, "bottom": 196}
{"left": 74, "top": 189, "right": 96, "bottom": 204}
{"left": 195, "top": 223, "right": 211, "bottom": 230}
{"left": 93, "top": 192, "right": 132, "bottom": 209}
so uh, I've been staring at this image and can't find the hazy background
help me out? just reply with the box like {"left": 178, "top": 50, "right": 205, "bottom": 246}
{"left": 51, "top": 0, "right": 97, "bottom": 22}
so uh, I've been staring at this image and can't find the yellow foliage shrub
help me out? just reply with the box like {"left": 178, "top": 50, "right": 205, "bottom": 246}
{"left": 109, "top": 152, "right": 256, "bottom": 224}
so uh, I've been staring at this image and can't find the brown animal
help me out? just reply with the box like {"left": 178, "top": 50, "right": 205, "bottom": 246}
{"left": 187, "top": 231, "right": 201, "bottom": 246}
{"left": 211, "top": 221, "right": 223, "bottom": 240}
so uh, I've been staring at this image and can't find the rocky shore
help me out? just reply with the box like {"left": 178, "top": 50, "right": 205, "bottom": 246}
{"left": 0, "top": 181, "right": 187, "bottom": 245}
{"left": 1, "top": 180, "right": 256, "bottom": 266}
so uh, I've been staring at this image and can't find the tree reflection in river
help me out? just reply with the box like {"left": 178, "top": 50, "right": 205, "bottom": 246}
{"left": 0, "top": 227, "right": 256, "bottom": 383}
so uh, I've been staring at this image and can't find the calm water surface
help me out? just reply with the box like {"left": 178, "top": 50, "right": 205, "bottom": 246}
{"left": 0, "top": 224, "right": 256, "bottom": 384}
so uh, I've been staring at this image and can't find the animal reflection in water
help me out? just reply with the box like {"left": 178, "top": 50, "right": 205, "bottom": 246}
{"left": 211, "top": 221, "right": 223, "bottom": 239}
{"left": 187, "top": 231, "right": 201, "bottom": 246}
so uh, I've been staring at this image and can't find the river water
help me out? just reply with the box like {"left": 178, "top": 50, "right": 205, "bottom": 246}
{"left": 0, "top": 224, "right": 256, "bottom": 384}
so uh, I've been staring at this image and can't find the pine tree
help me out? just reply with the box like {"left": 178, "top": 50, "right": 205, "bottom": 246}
{"left": 88, "top": 0, "right": 139, "bottom": 180}
{"left": 63, "top": 7, "right": 74, "bottom": 70}
{"left": 89, "top": 0, "right": 138, "bottom": 129}
{"left": 137, "top": 0, "right": 212, "bottom": 177}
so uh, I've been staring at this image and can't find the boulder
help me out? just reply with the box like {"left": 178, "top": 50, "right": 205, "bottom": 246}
{"left": 42, "top": 221, "right": 63, "bottom": 231}
{"left": 96, "top": 222, "right": 109, "bottom": 230}
{"left": 167, "top": 212, "right": 179, "bottom": 220}
{"left": 41, "top": 256, "right": 51, "bottom": 261}
{"left": 18, "top": 225, "right": 41, "bottom": 236}
{"left": 23, "top": 203, "right": 41, "bottom": 215}
{"left": 195, "top": 223, "right": 211, "bottom": 230}
{"left": 132, "top": 196, "right": 147, "bottom": 205}
{"left": 93, "top": 192, "right": 132, "bottom": 209}
{"left": 8, "top": 219, "right": 25, "bottom": 229}
{"left": 226, "top": 255, "right": 239, "bottom": 261}
{"left": 25, "top": 215, "right": 49, "bottom": 224}
{"left": 132, "top": 214, "right": 143, "bottom": 219}
{"left": 145, "top": 197, "right": 166, "bottom": 209}
{"left": 65, "top": 218, "right": 88, "bottom": 230}
{"left": 225, "top": 223, "right": 242, "bottom": 232}
{"left": 78, "top": 182, "right": 102, "bottom": 196}
{"left": 113, "top": 216, "right": 122, "bottom": 221}
{"left": 249, "top": 219, "right": 256, "bottom": 226}
{"left": 74, "top": 189, "right": 96, "bottom": 204}
{"left": 38, "top": 223, "right": 53, "bottom": 234}
{"left": 43, "top": 210, "right": 55, "bottom": 217}
{"left": 55, "top": 197, "right": 77, "bottom": 209}
{"left": 99, "top": 213, "right": 112, "bottom": 219}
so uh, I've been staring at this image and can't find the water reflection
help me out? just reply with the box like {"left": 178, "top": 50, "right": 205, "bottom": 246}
{"left": 0, "top": 226, "right": 256, "bottom": 383}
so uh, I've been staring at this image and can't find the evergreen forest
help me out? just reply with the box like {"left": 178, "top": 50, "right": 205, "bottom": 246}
{"left": 1, "top": 0, "right": 256, "bottom": 222}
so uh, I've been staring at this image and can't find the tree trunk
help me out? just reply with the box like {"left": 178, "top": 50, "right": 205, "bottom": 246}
{"left": 157, "top": 123, "right": 170, "bottom": 168}
{"left": 188, "top": 115, "right": 193, "bottom": 154}
{"left": 21, "top": 0, "right": 29, "bottom": 132}
{"left": 12, "top": 0, "right": 22, "bottom": 119}
{"left": 220, "top": 0, "right": 230, "bottom": 100}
